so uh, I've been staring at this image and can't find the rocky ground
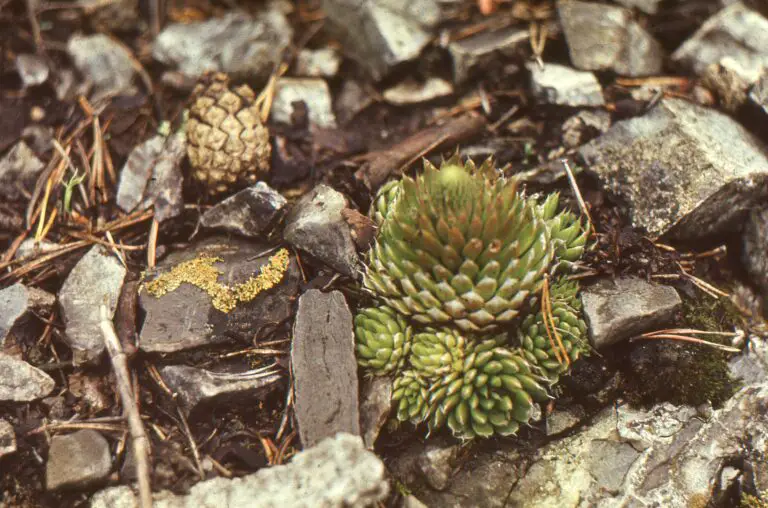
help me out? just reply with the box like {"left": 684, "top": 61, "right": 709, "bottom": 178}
{"left": 1, "top": 0, "right": 768, "bottom": 507}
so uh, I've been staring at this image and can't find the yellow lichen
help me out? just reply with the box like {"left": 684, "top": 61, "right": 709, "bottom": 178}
{"left": 144, "top": 248, "right": 290, "bottom": 313}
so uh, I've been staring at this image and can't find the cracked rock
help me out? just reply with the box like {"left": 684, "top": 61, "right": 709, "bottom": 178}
{"left": 528, "top": 62, "right": 604, "bottom": 107}
{"left": 292, "top": 290, "right": 360, "bottom": 448}
{"left": 321, "top": 0, "right": 440, "bottom": 80}
{"left": 201, "top": 182, "right": 287, "bottom": 238}
{"left": 46, "top": 430, "right": 111, "bottom": 491}
{"left": 579, "top": 97, "right": 768, "bottom": 240}
{"left": 152, "top": 8, "right": 292, "bottom": 80}
{"left": 91, "top": 433, "right": 388, "bottom": 507}
{"left": 581, "top": 277, "right": 681, "bottom": 349}
{"left": 558, "top": 0, "right": 663, "bottom": 76}
{"left": 284, "top": 185, "right": 359, "bottom": 278}
{"left": 160, "top": 364, "right": 283, "bottom": 415}
{"left": 67, "top": 34, "right": 138, "bottom": 102}
{"left": 59, "top": 246, "right": 126, "bottom": 364}
{"left": 0, "top": 354, "right": 55, "bottom": 402}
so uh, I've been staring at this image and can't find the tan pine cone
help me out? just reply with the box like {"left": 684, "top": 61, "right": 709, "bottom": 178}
{"left": 186, "top": 73, "right": 271, "bottom": 197}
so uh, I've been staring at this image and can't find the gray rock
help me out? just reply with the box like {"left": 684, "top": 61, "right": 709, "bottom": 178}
{"left": 152, "top": 9, "right": 292, "bottom": 80}
{"left": 14, "top": 238, "right": 59, "bottom": 261}
{"left": 672, "top": 2, "right": 768, "bottom": 84}
{"left": 613, "top": 0, "right": 662, "bottom": 14}
{"left": 67, "top": 33, "right": 137, "bottom": 102}
{"left": 742, "top": 205, "right": 768, "bottom": 297}
{"left": 448, "top": 26, "right": 529, "bottom": 84}
{"left": 750, "top": 70, "right": 768, "bottom": 114}
{"left": 587, "top": 440, "right": 641, "bottom": 493}
{"left": 201, "top": 182, "right": 287, "bottom": 238}
{"left": 0, "top": 353, "right": 55, "bottom": 402}
{"left": 546, "top": 405, "right": 586, "bottom": 435}
{"left": 579, "top": 98, "right": 768, "bottom": 240}
{"left": 0, "top": 283, "right": 55, "bottom": 346}
{"left": 383, "top": 78, "right": 453, "bottom": 105}
{"left": 292, "top": 290, "right": 360, "bottom": 447}
{"left": 59, "top": 245, "right": 127, "bottom": 364}
{"left": 271, "top": 78, "right": 337, "bottom": 128}
{"left": 139, "top": 238, "right": 300, "bottom": 353}
{"left": 335, "top": 80, "right": 374, "bottom": 124}
{"left": 295, "top": 48, "right": 342, "bottom": 78}
{"left": 321, "top": 0, "right": 440, "bottom": 80}
{"left": 558, "top": 0, "right": 663, "bottom": 76}
{"left": 359, "top": 376, "right": 393, "bottom": 449}
{"left": 116, "top": 131, "right": 185, "bottom": 223}
{"left": 16, "top": 54, "right": 49, "bottom": 88}
{"left": 581, "top": 277, "right": 681, "bottom": 349}
{"left": 528, "top": 62, "right": 605, "bottom": 106}
{"left": 388, "top": 440, "right": 462, "bottom": 493}
{"left": 160, "top": 364, "right": 283, "bottom": 415}
{"left": 90, "top": 433, "right": 389, "bottom": 507}
{"left": 0, "top": 419, "right": 16, "bottom": 459}
{"left": 46, "top": 430, "right": 111, "bottom": 491}
{"left": 0, "top": 141, "right": 45, "bottom": 201}
{"left": 283, "top": 185, "right": 359, "bottom": 278}
{"left": 561, "top": 109, "right": 611, "bottom": 148}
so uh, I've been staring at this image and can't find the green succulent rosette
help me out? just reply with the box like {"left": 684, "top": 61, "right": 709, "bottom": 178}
{"left": 364, "top": 156, "right": 554, "bottom": 333}
{"left": 370, "top": 179, "right": 402, "bottom": 228}
{"left": 536, "top": 193, "right": 589, "bottom": 274}
{"left": 355, "top": 306, "right": 413, "bottom": 375}
{"left": 392, "top": 370, "right": 431, "bottom": 424}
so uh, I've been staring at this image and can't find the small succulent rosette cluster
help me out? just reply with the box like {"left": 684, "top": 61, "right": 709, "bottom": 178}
{"left": 355, "top": 155, "right": 591, "bottom": 439}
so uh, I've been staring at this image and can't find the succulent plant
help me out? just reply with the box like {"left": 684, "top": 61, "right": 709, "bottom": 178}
{"left": 518, "top": 277, "right": 589, "bottom": 382}
{"left": 364, "top": 156, "right": 553, "bottom": 333}
{"left": 354, "top": 154, "right": 592, "bottom": 440}
{"left": 354, "top": 306, "right": 413, "bottom": 375}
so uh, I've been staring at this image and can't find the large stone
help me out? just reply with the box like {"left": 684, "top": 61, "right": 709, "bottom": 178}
{"left": 448, "top": 26, "right": 529, "bottom": 84}
{"left": 271, "top": 78, "right": 337, "bottom": 128}
{"left": 321, "top": 0, "right": 440, "bottom": 80}
{"left": 152, "top": 9, "right": 292, "bottom": 80}
{"left": 0, "top": 353, "right": 55, "bottom": 402}
{"left": 139, "top": 238, "right": 300, "bottom": 353}
{"left": 59, "top": 245, "right": 127, "bottom": 364}
{"left": 292, "top": 290, "right": 360, "bottom": 447}
{"left": 283, "top": 185, "right": 359, "bottom": 278}
{"left": 46, "top": 430, "right": 111, "bottom": 490}
{"left": 200, "top": 182, "right": 287, "bottom": 238}
{"left": 160, "top": 364, "right": 283, "bottom": 415}
{"left": 1, "top": 283, "right": 55, "bottom": 346}
{"left": 672, "top": 2, "right": 768, "bottom": 84}
{"left": 558, "top": 0, "right": 663, "bottom": 76}
{"left": 0, "top": 141, "right": 45, "bottom": 201}
{"left": 579, "top": 97, "right": 768, "bottom": 240}
{"left": 581, "top": 277, "right": 681, "bottom": 349}
{"left": 91, "top": 433, "right": 389, "bottom": 507}
{"left": 67, "top": 34, "right": 137, "bottom": 102}
{"left": 528, "top": 62, "right": 604, "bottom": 106}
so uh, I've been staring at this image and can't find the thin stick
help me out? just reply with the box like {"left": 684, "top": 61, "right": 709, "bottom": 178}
{"left": 561, "top": 159, "right": 593, "bottom": 230}
{"left": 100, "top": 304, "right": 153, "bottom": 508}
{"left": 147, "top": 218, "right": 159, "bottom": 269}
{"left": 632, "top": 332, "right": 740, "bottom": 353}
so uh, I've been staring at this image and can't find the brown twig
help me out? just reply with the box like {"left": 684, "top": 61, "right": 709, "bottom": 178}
{"left": 100, "top": 304, "right": 153, "bottom": 508}
{"left": 632, "top": 328, "right": 741, "bottom": 353}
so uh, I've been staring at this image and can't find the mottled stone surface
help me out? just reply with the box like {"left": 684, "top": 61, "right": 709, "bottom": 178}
{"left": 91, "top": 433, "right": 389, "bottom": 507}
{"left": 47, "top": 430, "right": 111, "bottom": 490}
{"left": 0, "top": 354, "right": 55, "bottom": 402}
{"left": 200, "top": 182, "right": 287, "bottom": 238}
{"left": 59, "top": 246, "right": 127, "bottom": 364}
{"left": 292, "top": 290, "right": 360, "bottom": 447}
{"left": 579, "top": 97, "right": 768, "bottom": 240}
{"left": 581, "top": 277, "right": 681, "bottom": 349}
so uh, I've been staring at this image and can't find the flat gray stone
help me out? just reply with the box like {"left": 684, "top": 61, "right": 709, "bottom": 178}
{"left": 672, "top": 2, "right": 768, "bottom": 83}
{"left": 321, "top": 0, "right": 440, "bottom": 80}
{"left": 558, "top": 0, "right": 663, "bottom": 76}
{"left": 283, "top": 185, "right": 359, "bottom": 278}
{"left": 587, "top": 440, "right": 641, "bottom": 493}
{"left": 546, "top": 405, "right": 586, "bottom": 435}
{"left": 359, "top": 376, "right": 392, "bottom": 449}
{"left": 46, "top": 430, "right": 111, "bottom": 491}
{"left": 0, "top": 353, "right": 55, "bottom": 401}
{"left": 0, "top": 141, "right": 45, "bottom": 201}
{"left": 152, "top": 9, "right": 292, "bottom": 80}
{"left": 383, "top": 77, "right": 453, "bottom": 105}
{"left": 581, "top": 277, "right": 681, "bottom": 349}
{"left": 67, "top": 33, "right": 137, "bottom": 102}
{"left": 271, "top": 78, "right": 337, "bottom": 128}
{"left": 292, "top": 290, "right": 360, "bottom": 448}
{"left": 448, "top": 26, "right": 529, "bottom": 84}
{"left": 0, "top": 419, "right": 16, "bottom": 459}
{"left": 91, "top": 433, "right": 389, "bottom": 507}
{"left": 160, "top": 364, "right": 283, "bottom": 415}
{"left": 59, "top": 245, "right": 126, "bottom": 364}
{"left": 201, "top": 182, "right": 287, "bottom": 238}
{"left": 0, "top": 283, "right": 55, "bottom": 346}
{"left": 579, "top": 97, "right": 768, "bottom": 240}
{"left": 139, "top": 238, "right": 300, "bottom": 353}
{"left": 528, "top": 62, "right": 604, "bottom": 106}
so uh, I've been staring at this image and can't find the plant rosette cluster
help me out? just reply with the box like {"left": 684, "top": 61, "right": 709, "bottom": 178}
{"left": 355, "top": 155, "right": 591, "bottom": 439}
